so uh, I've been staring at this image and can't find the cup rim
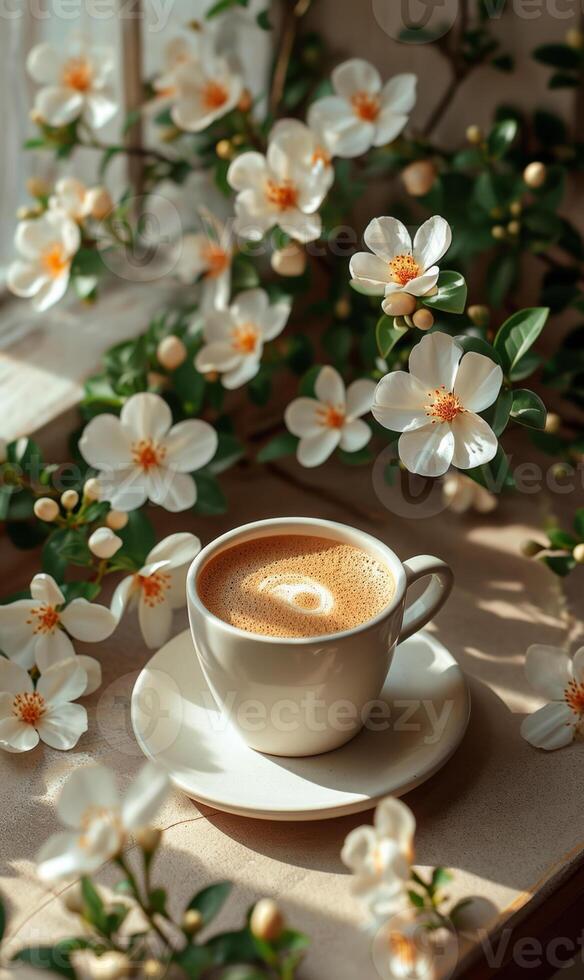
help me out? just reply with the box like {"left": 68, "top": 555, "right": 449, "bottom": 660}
{"left": 186, "top": 517, "right": 407, "bottom": 645}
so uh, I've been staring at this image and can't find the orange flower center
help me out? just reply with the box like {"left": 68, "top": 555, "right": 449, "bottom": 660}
{"left": 136, "top": 570, "right": 172, "bottom": 608}
{"left": 41, "top": 244, "right": 69, "bottom": 279}
{"left": 201, "top": 80, "right": 229, "bottom": 110}
{"left": 318, "top": 404, "right": 346, "bottom": 429}
{"left": 62, "top": 57, "right": 93, "bottom": 92}
{"left": 78, "top": 806, "right": 123, "bottom": 850}
{"left": 201, "top": 243, "right": 230, "bottom": 278}
{"left": 388, "top": 932, "right": 418, "bottom": 971}
{"left": 312, "top": 145, "right": 331, "bottom": 168}
{"left": 389, "top": 254, "right": 421, "bottom": 286}
{"left": 131, "top": 439, "right": 166, "bottom": 471}
{"left": 26, "top": 604, "right": 60, "bottom": 635}
{"left": 231, "top": 323, "right": 259, "bottom": 355}
{"left": 266, "top": 179, "right": 298, "bottom": 211}
{"left": 351, "top": 91, "right": 380, "bottom": 122}
{"left": 426, "top": 386, "right": 465, "bottom": 424}
{"left": 565, "top": 679, "right": 584, "bottom": 715}
{"left": 13, "top": 691, "right": 46, "bottom": 727}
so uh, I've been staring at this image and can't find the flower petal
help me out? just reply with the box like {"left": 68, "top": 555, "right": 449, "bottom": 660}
{"left": 98, "top": 467, "right": 149, "bottom": 512}
{"left": 76, "top": 655, "right": 102, "bottom": 696}
{"left": 84, "top": 91, "right": 118, "bottom": 130}
{"left": 231, "top": 288, "right": 268, "bottom": 323}
{"left": 307, "top": 97, "right": 372, "bottom": 159}
{"left": 570, "top": 647, "right": 584, "bottom": 686}
{"left": 35, "top": 86, "right": 84, "bottom": 126}
{"left": 57, "top": 764, "right": 120, "bottom": 828}
{"left": 0, "top": 658, "right": 33, "bottom": 695}
{"left": 196, "top": 342, "right": 241, "bottom": 373}
{"left": 61, "top": 599, "right": 117, "bottom": 642}
{"left": 349, "top": 252, "right": 391, "bottom": 290}
{"left": 0, "top": 717, "right": 40, "bottom": 753}
{"left": 111, "top": 576, "right": 134, "bottom": 622}
{"left": 341, "top": 825, "right": 377, "bottom": 873}
{"left": 520, "top": 701, "right": 575, "bottom": 751}
{"left": 0, "top": 600, "right": 39, "bottom": 666}
{"left": 38, "top": 702, "right": 88, "bottom": 751}
{"left": 145, "top": 532, "right": 201, "bottom": 571}
{"left": 315, "top": 365, "right": 345, "bottom": 406}
{"left": 164, "top": 419, "right": 217, "bottom": 472}
{"left": 120, "top": 392, "right": 172, "bottom": 442}
{"left": 35, "top": 630, "right": 75, "bottom": 672}
{"left": 381, "top": 73, "right": 417, "bottom": 115}
{"left": 32, "top": 274, "right": 70, "bottom": 313}
{"left": 454, "top": 353, "right": 503, "bottom": 413}
{"left": 122, "top": 761, "right": 169, "bottom": 830}
{"left": 373, "top": 111, "right": 409, "bottom": 147}
{"left": 450, "top": 412, "right": 498, "bottom": 470}
{"left": 332, "top": 58, "right": 382, "bottom": 98}
{"left": 285, "top": 398, "right": 321, "bottom": 437}
{"left": 222, "top": 357, "right": 261, "bottom": 390}
{"left": 297, "top": 430, "right": 341, "bottom": 468}
{"left": 398, "top": 424, "right": 455, "bottom": 478}
{"left": 36, "top": 830, "right": 100, "bottom": 882}
{"left": 26, "top": 42, "right": 61, "bottom": 84}
{"left": 399, "top": 268, "right": 440, "bottom": 298}
{"left": 278, "top": 209, "right": 321, "bottom": 244}
{"left": 413, "top": 216, "right": 452, "bottom": 270}
{"left": 37, "top": 659, "right": 87, "bottom": 706}
{"left": 408, "top": 331, "right": 462, "bottom": 391}
{"left": 261, "top": 300, "right": 292, "bottom": 341}
{"left": 227, "top": 151, "right": 268, "bottom": 192}
{"left": 364, "top": 217, "right": 411, "bottom": 262}
{"left": 346, "top": 378, "right": 377, "bottom": 419}
{"left": 340, "top": 419, "right": 371, "bottom": 452}
{"left": 525, "top": 645, "right": 572, "bottom": 701}
{"left": 7, "top": 261, "right": 46, "bottom": 298}
{"left": 146, "top": 470, "right": 197, "bottom": 512}
{"left": 372, "top": 372, "right": 430, "bottom": 433}
{"left": 79, "top": 415, "right": 133, "bottom": 470}
{"left": 138, "top": 595, "right": 173, "bottom": 649}
{"left": 374, "top": 797, "right": 415, "bottom": 852}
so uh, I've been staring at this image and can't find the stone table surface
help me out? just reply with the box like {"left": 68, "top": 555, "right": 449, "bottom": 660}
{"left": 1, "top": 450, "right": 583, "bottom": 979}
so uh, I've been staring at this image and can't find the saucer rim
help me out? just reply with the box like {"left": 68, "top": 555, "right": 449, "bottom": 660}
{"left": 131, "top": 629, "right": 470, "bottom": 821}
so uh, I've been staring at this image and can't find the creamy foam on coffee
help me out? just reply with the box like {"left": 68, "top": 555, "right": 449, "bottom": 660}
{"left": 197, "top": 534, "right": 394, "bottom": 637}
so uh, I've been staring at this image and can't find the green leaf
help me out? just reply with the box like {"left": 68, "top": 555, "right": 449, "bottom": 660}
{"left": 547, "top": 528, "right": 577, "bottom": 550}
{"left": 493, "top": 307, "right": 549, "bottom": 377}
{"left": 209, "top": 434, "right": 244, "bottom": 474}
{"left": 408, "top": 890, "right": 425, "bottom": 908}
{"left": 194, "top": 472, "right": 227, "bottom": 515}
{"left": 467, "top": 446, "right": 514, "bottom": 492}
{"left": 187, "top": 881, "right": 232, "bottom": 926}
{"left": 488, "top": 118, "right": 517, "bottom": 159}
{"left": 207, "top": 927, "right": 257, "bottom": 966}
{"left": 431, "top": 867, "right": 453, "bottom": 890}
{"left": 231, "top": 253, "right": 260, "bottom": 291}
{"left": 510, "top": 389, "right": 546, "bottom": 429}
{"left": 117, "top": 509, "right": 156, "bottom": 567}
{"left": 174, "top": 945, "right": 213, "bottom": 979}
{"left": 540, "top": 554, "right": 576, "bottom": 577}
{"left": 533, "top": 43, "right": 581, "bottom": 70}
{"left": 256, "top": 9, "right": 271, "bottom": 29}
{"left": 71, "top": 248, "right": 105, "bottom": 278}
{"left": 148, "top": 888, "right": 168, "bottom": 916}
{"left": 574, "top": 508, "right": 584, "bottom": 539}
{"left": 509, "top": 350, "right": 542, "bottom": 382}
{"left": 482, "top": 388, "right": 512, "bottom": 437}
{"left": 454, "top": 335, "right": 503, "bottom": 366}
{"left": 376, "top": 315, "right": 408, "bottom": 357}
{"left": 206, "top": 0, "right": 248, "bottom": 16}
{"left": 549, "top": 71, "right": 579, "bottom": 89}
{"left": 486, "top": 250, "right": 519, "bottom": 310}
{"left": 82, "top": 877, "right": 108, "bottom": 934}
{"left": 257, "top": 432, "right": 298, "bottom": 463}
{"left": 299, "top": 364, "right": 323, "bottom": 397}
{"left": 14, "top": 945, "right": 79, "bottom": 978}
{"left": 422, "top": 270, "right": 467, "bottom": 314}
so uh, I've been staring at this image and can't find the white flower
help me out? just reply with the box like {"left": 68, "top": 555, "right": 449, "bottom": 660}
{"left": 350, "top": 216, "right": 452, "bottom": 310}
{"left": 0, "top": 573, "right": 115, "bottom": 694}
{"left": 27, "top": 36, "right": 117, "bottom": 130}
{"left": 227, "top": 126, "right": 331, "bottom": 244}
{"left": 49, "top": 177, "right": 93, "bottom": 221}
{"left": 89, "top": 527, "right": 123, "bottom": 560}
{"left": 285, "top": 366, "right": 376, "bottom": 468}
{"left": 521, "top": 646, "right": 584, "bottom": 751}
{"left": 151, "top": 34, "right": 199, "bottom": 110}
{"left": 372, "top": 909, "right": 457, "bottom": 980}
{"left": 308, "top": 59, "right": 417, "bottom": 159}
{"left": 442, "top": 472, "right": 497, "bottom": 514}
{"left": 36, "top": 761, "right": 169, "bottom": 881}
{"left": 373, "top": 333, "right": 502, "bottom": 478}
{"left": 79, "top": 392, "right": 218, "bottom": 512}
{"left": 112, "top": 533, "right": 201, "bottom": 649}
{"left": 342, "top": 797, "right": 415, "bottom": 920}
{"left": 270, "top": 118, "right": 335, "bottom": 194}
{"left": 71, "top": 950, "right": 131, "bottom": 980}
{"left": 0, "top": 658, "right": 88, "bottom": 754}
{"left": 7, "top": 210, "right": 80, "bottom": 312}
{"left": 174, "top": 209, "right": 233, "bottom": 311}
{"left": 196, "top": 289, "right": 291, "bottom": 389}
{"left": 171, "top": 49, "right": 242, "bottom": 132}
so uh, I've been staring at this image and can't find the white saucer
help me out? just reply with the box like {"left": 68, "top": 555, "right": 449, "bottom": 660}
{"left": 131, "top": 629, "right": 470, "bottom": 821}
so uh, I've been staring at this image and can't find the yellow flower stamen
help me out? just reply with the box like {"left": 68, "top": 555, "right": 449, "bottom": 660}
{"left": 26, "top": 604, "right": 60, "bottom": 635}
{"left": 351, "top": 91, "right": 380, "bottom": 122}
{"left": 13, "top": 691, "right": 46, "bottom": 726}
{"left": 201, "top": 243, "right": 229, "bottom": 278}
{"left": 389, "top": 253, "right": 421, "bottom": 286}
{"left": 317, "top": 404, "right": 345, "bottom": 429}
{"left": 231, "top": 323, "right": 259, "bottom": 355}
{"left": 201, "top": 80, "right": 229, "bottom": 111}
{"left": 426, "top": 386, "right": 465, "bottom": 424}
{"left": 265, "top": 180, "right": 298, "bottom": 211}
{"left": 62, "top": 57, "right": 93, "bottom": 92}
{"left": 131, "top": 439, "right": 166, "bottom": 471}
{"left": 135, "top": 570, "right": 172, "bottom": 608}
{"left": 41, "top": 245, "right": 69, "bottom": 279}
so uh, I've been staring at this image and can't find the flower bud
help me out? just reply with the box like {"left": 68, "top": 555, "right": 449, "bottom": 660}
{"left": 142, "top": 960, "right": 165, "bottom": 980}
{"left": 62, "top": 880, "right": 84, "bottom": 914}
{"left": 216, "top": 139, "right": 234, "bottom": 160}
{"left": 61, "top": 489, "right": 79, "bottom": 511}
{"left": 205, "top": 370, "right": 219, "bottom": 383}
{"left": 159, "top": 126, "right": 181, "bottom": 143}
{"left": 520, "top": 539, "right": 544, "bottom": 558}
{"left": 401, "top": 159, "right": 437, "bottom": 197}
{"left": 34, "top": 497, "right": 60, "bottom": 522}
{"left": 573, "top": 543, "right": 584, "bottom": 564}
{"left": 523, "top": 161, "right": 547, "bottom": 189}
{"left": 135, "top": 826, "right": 162, "bottom": 853}
{"left": 271, "top": 242, "right": 306, "bottom": 277}
{"left": 237, "top": 89, "right": 252, "bottom": 113}
{"left": 412, "top": 308, "right": 434, "bottom": 331}
{"left": 545, "top": 412, "right": 560, "bottom": 434}
{"left": 182, "top": 908, "right": 204, "bottom": 936}
{"left": 466, "top": 124, "right": 483, "bottom": 145}
{"left": 29, "top": 108, "right": 44, "bottom": 125}
{"left": 26, "top": 176, "right": 50, "bottom": 199}
{"left": 334, "top": 297, "right": 351, "bottom": 319}
{"left": 383, "top": 293, "right": 417, "bottom": 318}
{"left": 86, "top": 186, "right": 113, "bottom": 221}
{"left": 86, "top": 952, "right": 130, "bottom": 980}
{"left": 0, "top": 437, "right": 7, "bottom": 464}
{"left": 147, "top": 371, "right": 168, "bottom": 389}
{"left": 509, "top": 200, "right": 522, "bottom": 217}
{"left": 106, "top": 509, "right": 129, "bottom": 531}
{"left": 566, "top": 27, "right": 584, "bottom": 49}
{"left": 250, "top": 898, "right": 285, "bottom": 942}
{"left": 467, "top": 305, "right": 490, "bottom": 328}
{"left": 83, "top": 477, "right": 101, "bottom": 501}
{"left": 89, "top": 527, "right": 123, "bottom": 560}
{"left": 507, "top": 220, "right": 520, "bottom": 237}
{"left": 157, "top": 335, "right": 187, "bottom": 371}
{"left": 17, "top": 205, "right": 42, "bottom": 221}
{"left": 491, "top": 225, "right": 506, "bottom": 240}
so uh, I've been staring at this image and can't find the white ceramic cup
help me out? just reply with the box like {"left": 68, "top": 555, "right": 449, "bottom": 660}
{"left": 187, "top": 517, "right": 453, "bottom": 757}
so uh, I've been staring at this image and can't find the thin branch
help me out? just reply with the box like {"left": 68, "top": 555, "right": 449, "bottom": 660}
{"left": 78, "top": 136, "right": 175, "bottom": 167}
{"left": 269, "top": 0, "right": 313, "bottom": 116}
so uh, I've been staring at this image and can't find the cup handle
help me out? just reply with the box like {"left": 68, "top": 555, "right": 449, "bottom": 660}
{"left": 398, "top": 555, "right": 453, "bottom": 643}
